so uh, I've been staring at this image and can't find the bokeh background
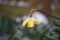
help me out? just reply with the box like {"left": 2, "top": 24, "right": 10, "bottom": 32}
{"left": 0, "top": 0, "right": 60, "bottom": 40}
{"left": 0, "top": 0, "right": 60, "bottom": 19}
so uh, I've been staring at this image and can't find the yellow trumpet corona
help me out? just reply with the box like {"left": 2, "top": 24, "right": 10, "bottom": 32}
{"left": 22, "top": 19, "right": 40, "bottom": 28}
